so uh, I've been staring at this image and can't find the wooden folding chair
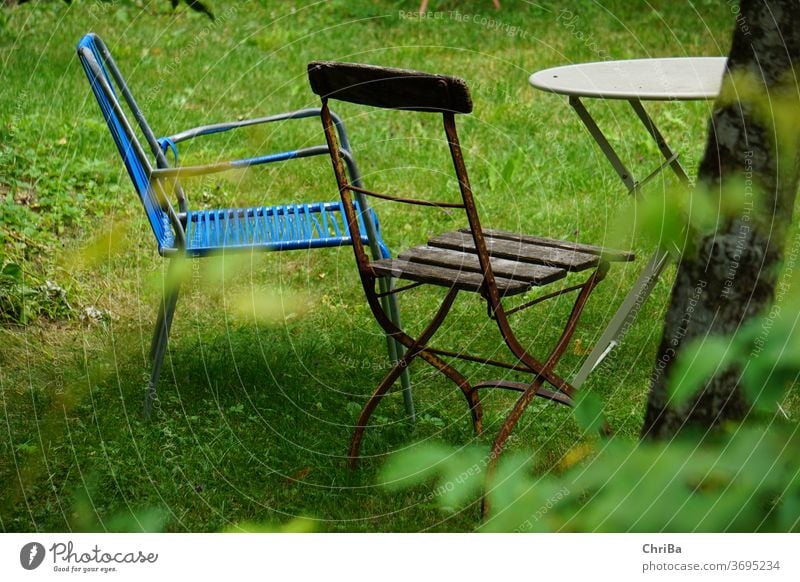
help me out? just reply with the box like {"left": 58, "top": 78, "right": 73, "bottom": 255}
{"left": 307, "top": 61, "right": 634, "bottom": 466}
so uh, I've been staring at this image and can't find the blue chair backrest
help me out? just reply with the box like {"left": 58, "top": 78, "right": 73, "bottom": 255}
{"left": 77, "top": 33, "right": 176, "bottom": 252}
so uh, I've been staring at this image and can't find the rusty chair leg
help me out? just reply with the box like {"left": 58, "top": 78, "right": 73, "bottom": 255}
{"left": 493, "top": 265, "right": 606, "bottom": 449}
{"left": 365, "top": 281, "right": 483, "bottom": 432}
{"left": 348, "top": 355, "right": 416, "bottom": 467}
{"left": 480, "top": 264, "right": 609, "bottom": 517}
{"left": 349, "top": 288, "right": 462, "bottom": 466}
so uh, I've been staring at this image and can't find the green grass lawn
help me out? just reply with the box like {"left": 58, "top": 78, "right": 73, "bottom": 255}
{"left": 1, "top": 0, "right": 734, "bottom": 532}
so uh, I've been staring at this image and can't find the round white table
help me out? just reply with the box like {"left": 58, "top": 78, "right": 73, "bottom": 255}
{"left": 530, "top": 57, "right": 725, "bottom": 101}
{"left": 529, "top": 57, "right": 727, "bottom": 387}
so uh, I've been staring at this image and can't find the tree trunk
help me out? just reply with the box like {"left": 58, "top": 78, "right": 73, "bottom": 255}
{"left": 641, "top": 0, "right": 800, "bottom": 439}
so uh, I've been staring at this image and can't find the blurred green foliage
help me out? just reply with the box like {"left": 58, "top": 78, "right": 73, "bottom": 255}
{"left": 384, "top": 406, "right": 800, "bottom": 531}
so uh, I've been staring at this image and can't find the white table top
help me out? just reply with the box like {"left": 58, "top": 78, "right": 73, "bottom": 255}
{"left": 529, "top": 57, "right": 726, "bottom": 101}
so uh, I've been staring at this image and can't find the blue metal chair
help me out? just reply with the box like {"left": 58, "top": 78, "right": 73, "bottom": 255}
{"left": 76, "top": 33, "right": 413, "bottom": 418}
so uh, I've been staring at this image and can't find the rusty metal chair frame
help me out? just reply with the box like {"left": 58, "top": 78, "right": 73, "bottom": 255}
{"left": 307, "top": 61, "right": 633, "bottom": 468}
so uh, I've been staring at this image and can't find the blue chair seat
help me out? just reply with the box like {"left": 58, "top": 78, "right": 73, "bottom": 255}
{"left": 183, "top": 201, "right": 388, "bottom": 257}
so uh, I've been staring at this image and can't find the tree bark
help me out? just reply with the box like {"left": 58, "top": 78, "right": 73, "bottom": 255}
{"left": 641, "top": 0, "right": 800, "bottom": 439}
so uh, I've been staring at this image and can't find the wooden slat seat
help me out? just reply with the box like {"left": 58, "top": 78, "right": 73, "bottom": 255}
{"left": 370, "top": 257, "right": 532, "bottom": 296}
{"left": 475, "top": 229, "right": 635, "bottom": 262}
{"left": 428, "top": 230, "right": 600, "bottom": 271}
{"left": 398, "top": 245, "right": 566, "bottom": 286}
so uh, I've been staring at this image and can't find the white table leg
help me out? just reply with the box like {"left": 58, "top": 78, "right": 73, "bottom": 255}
{"left": 567, "top": 98, "right": 690, "bottom": 388}
{"left": 571, "top": 248, "right": 670, "bottom": 387}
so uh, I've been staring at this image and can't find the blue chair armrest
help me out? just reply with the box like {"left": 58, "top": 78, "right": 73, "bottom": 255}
{"left": 161, "top": 108, "right": 354, "bottom": 152}
{"left": 150, "top": 145, "right": 331, "bottom": 180}
{"left": 163, "top": 108, "right": 323, "bottom": 144}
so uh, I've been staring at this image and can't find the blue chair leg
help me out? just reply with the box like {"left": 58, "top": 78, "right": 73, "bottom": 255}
{"left": 148, "top": 294, "right": 167, "bottom": 362}
{"left": 144, "top": 260, "right": 181, "bottom": 417}
{"left": 377, "top": 277, "right": 415, "bottom": 422}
